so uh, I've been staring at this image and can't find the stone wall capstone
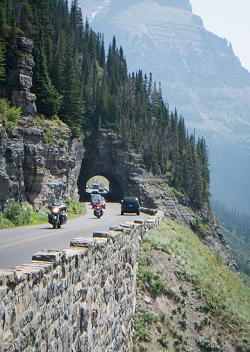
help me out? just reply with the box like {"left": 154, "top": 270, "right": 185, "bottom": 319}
{"left": 0, "top": 213, "right": 164, "bottom": 352}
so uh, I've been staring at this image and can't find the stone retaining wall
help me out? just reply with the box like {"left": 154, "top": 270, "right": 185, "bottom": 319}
{"left": 0, "top": 213, "right": 164, "bottom": 352}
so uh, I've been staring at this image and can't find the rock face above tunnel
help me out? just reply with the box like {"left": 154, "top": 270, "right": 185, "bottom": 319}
{"left": 0, "top": 117, "right": 83, "bottom": 210}
{"left": 78, "top": 129, "right": 155, "bottom": 205}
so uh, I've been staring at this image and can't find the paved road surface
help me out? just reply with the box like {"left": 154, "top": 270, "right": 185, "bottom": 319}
{"left": 0, "top": 203, "right": 147, "bottom": 269}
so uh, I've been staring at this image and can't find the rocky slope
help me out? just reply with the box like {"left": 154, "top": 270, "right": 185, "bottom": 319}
{"left": 80, "top": 0, "right": 250, "bottom": 213}
{"left": 134, "top": 219, "right": 250, "bottom": 352}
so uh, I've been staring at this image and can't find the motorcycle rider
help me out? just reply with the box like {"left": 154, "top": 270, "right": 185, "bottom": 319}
{"left": 48, "top": 198, "right": 68, "bottom": 226}
{"left": 93, "top": 201, "right": 104, "bottom": 218}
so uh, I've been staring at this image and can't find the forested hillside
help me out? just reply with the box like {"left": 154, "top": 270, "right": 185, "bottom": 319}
{"left": 213, "top": 201, "right": 250, "bottom": 283}
{"left": 83, "top": 0, "right": 250, "bottom": 214}
{"left": 0, "top": 0, "right": 209, "bottom": 207}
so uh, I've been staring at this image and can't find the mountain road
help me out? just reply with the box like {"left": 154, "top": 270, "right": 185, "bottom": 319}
{"left": 0, "top": 203, "right": 148, "bottom": 269}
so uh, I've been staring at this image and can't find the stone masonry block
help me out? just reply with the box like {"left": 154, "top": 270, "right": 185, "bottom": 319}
{"left": 70, "top": 237, "right": 96, "bottom": 248}
{"left": 134, "top": 219, "right": 145, "bottom": 225}
{"left": 31, "top": 250, "right": 63, "bottom": 262}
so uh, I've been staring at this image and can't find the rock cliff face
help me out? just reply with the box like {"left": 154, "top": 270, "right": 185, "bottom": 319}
{"left": 80, "top": 0, "right": 250, "bottom": 213}
{"left": 0, "top": 117, "right": 83, "bottom": 210}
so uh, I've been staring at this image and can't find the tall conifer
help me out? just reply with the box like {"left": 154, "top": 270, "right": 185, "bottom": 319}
{"left": 32, "top": 46, "right": 61, "bottom": 117}
{"left": 60, "top": 48, "right": 85, "bottom": 138}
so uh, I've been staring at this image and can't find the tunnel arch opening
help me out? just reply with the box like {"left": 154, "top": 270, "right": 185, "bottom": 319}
{"left": 86, "top": 176, "right": 110, "bottom": 193}
{"left": 78, "top": 172, "right": 124, "bottom": 202}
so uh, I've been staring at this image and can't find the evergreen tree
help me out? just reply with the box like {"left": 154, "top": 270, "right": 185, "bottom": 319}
{"left": 32, "top": 46, "right": 61, "bottom": 117}
{"left": 0, "top": 40, "right": 6, "bottom": 81}
{"left": 0, "top": 3, "right": 7, "bottom": 82}
{"left": 60, "top": 48, "right": 85, "bottom": 138}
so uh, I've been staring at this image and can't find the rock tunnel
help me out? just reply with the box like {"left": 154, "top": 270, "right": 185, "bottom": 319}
{"left": 77, "top": 129, "right": 156, "bottom": 207}
{"left": 77, "top": 130, "right": 126, "bottom": 202}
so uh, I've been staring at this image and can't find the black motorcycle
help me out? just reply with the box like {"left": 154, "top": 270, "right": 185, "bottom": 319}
{"left": 48, "top": 205, "right": 67, "bottom": 229}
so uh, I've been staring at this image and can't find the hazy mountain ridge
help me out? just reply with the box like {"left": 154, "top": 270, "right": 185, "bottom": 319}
{"left": 80, "top": 0, "right": 250, "bottom": 212}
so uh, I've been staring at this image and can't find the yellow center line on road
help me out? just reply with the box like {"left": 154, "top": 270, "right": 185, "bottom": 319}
{"left": 0, "top": 232, "right": 59, "bottom": 250}
{"left": 0, "top": 208, "right": 120, "bottom": 251}
{"left": 0, "top": 221, "right": 109, "bottom": 251}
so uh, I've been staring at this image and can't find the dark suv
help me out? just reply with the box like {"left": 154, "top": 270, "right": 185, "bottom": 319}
{"left": 121, "top": 197, "right": 140, "bottom": 215}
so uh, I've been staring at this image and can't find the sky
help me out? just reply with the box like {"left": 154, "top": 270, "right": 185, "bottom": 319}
{"left": 190, "top": 0, "right": 250, "bottom": 72}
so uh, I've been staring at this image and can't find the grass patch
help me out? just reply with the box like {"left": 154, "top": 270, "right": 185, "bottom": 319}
{"left": 35, "top": 115, "right": 57, "bottom": 145}
{"left": 146, "top": 219, "right": 250, "bottom": 324}
{"left": 144, "top": 219, "right": 250, "bottom": 351}
{"left": 134, "top": 218, "right": 250, "bottom": 351}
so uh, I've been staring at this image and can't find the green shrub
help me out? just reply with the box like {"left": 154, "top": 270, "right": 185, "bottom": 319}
{"left": 194, "top": 316, "right": 212, "bottom": 332}
{"left": 3, "top": 106, "right": 21, "bottom": 129}
{"left": 30, "top": 210, "right": 47, "bottom": 224}
{"left": 3, "top": 200, "right": 31, "bottom": 226}
{"left": 173, "top": 331, "right": 185, "bottom": 346}
{"left": 180, "top": 286, "right": 188, "bottom": 297}
{"left": 0, "top": 99, "right": 21, "bottom": 131}
{"left": 196, "top": 303, "right": 211, "bottom": 313}
{"left": 138, "top": 268, "right": 166, "bottom": 297}
{"left": 158, "top": 333, "right": 169, "bottom": 348}
{"left": 191, "top": 216, "right": 211, "bottom": 238}
{"left": 141, "top": 310, "right": 157, "bottom": 324}
{"left": 139, "top": 251, "right": 152, "bottom": 266}
{"left": 133, "top": 309, "right": 156, "bottom": 343}
{"left": 65, "top": 198, "right": 85, "bottom": 216}
{"left": 0, "top": 98, "right": 9, "bottom": 114}
{"left": 138, "top": 345, "right": 149, "bottom": 352}
{"left": 134, "top": 326, "right": 151, "bottom": 343}
{"left": 196, "top": 337, "right": 222, "bottom": 351}
{"left": 178, "top": 319, "right": 187, "bottom": 330}
{"left": 0, "top": 212, "right": 14, "bottom": 229}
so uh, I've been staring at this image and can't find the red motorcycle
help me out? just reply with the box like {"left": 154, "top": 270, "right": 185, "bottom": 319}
{"left": 93, "top": 204, "right": 104, "bottom": 219}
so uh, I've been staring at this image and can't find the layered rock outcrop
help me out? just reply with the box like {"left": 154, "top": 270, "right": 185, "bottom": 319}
{"left": 0, "top": 117, "right": 83, "bottom": 210}
{"left": 9, "top": 36, "right": 37, "bottom": 115}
